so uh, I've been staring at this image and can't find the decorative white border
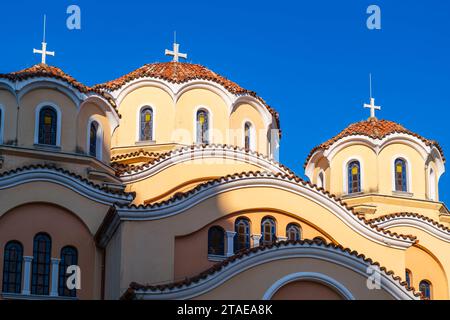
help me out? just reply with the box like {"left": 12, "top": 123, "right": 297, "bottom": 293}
{"left": 34, "top": 102, "right": 62, "bottom": 147}
{"left": 391, "top": 155, "right": 413, "bottom": 193}
{"left": 0, "top": 167, "right": 133, "bottom": 205}
{"left": 116, "top": 174, "right": 414, "bottom": 249}
{"left": 132, "top": 244, "right": 418, "bottom": 300}
{"left": 86, "top": 117, "right": 104, "bottom": 161}
{"left": 262, "top": 272, "right": 355, "bottom": 300}
{"left": 136, "top": 105, "right": 156, "bottom": 143}
{"left": 342, "top": 156, "right": 364, "bottom": 195}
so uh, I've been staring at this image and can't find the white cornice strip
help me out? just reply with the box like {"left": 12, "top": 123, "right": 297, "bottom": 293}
{"left": 133, "top": 244, "right": 418, "bottom": 300}
{"left": 119, "top": 146, "right": 290, "bottom": 183}
{"left": 0, "top": 168, "right": 133, "bottom": 205}
{"left": 117, "top": 174, "right": 414, "bottom": 249}
{"left": 372, "top": 216, "right": 450, "bottom": 243}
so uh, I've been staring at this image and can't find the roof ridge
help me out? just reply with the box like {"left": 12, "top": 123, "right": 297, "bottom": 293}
{"left": 369, "top": 212, "right": 450, "bottom": 233}
{"left": 0, "top": 164, "right": 135, "bottom": 199}
{"left": 117, "top": 169, "right": 417, "bottom": 243}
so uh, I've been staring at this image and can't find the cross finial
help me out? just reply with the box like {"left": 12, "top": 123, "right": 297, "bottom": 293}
{"left": 165, "top": 32, "right": 187, "bottom": 62}
{"left": 33, "top": 15, "right": 55, "bottom": 64}
{"left": 364, "top": 73, "right": 381, "bottom": 119}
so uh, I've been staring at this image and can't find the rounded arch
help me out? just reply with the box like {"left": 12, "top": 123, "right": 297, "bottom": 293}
{"left": 263, "top": 272, "right": 354, "bottom": 300}
{"left": 343, "top": 157, "right": 363, "bottom": 194}
{"left": 18, "top": 80, "right": 84, "bottom": 108}
{"left": 231, "top": 96, "right": 273, "bottom": 130}
{"left": 194, "top": 106, "right": 213, "bottom": 144}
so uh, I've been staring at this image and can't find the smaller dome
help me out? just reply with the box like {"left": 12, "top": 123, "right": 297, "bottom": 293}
{"left": 305, "top": 118, "right": 445, "bottom": 168}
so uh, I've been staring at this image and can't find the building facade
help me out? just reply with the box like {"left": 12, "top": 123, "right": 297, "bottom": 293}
{"left": 0, "top": 60, "right": 448, "bottom": 300}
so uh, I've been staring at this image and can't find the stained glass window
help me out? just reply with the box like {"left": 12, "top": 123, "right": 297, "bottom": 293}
{"left": 419, "top": 280, "right": 432, "bottom": 299}
{"left": 208, "top": 226, "right": 225, "bottom": 256}
{"left": 140, "top": 107, "right": 154, "bottom": 141}
{"left": 395, "top": 159, "right": 408, "bottom": 192}
{"left": 348, "top": 161, "right": 361, "bottom": 194}
{"left": 38, "top": 107, "right": 57, "bottom": 145}
{"left": 59, "top": 246, "right": 78, "bottom": 297}
{"left": 234, "top": 218, "right": 250, "bottom": 252}
{"left": 196, "top": 110, "right": 209, "bottom": 144}
{"left": 31, "top": 233, "right": 51, "bottom": 295}
{"left": 2, "top": 241, "right": 23, "bottom": 294}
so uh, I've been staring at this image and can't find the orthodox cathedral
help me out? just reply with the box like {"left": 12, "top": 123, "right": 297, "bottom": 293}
{"left": 0, "top": 39, "right": 448, "bottom": 300}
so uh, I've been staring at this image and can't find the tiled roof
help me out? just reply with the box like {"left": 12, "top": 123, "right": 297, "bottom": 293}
{"left": 93, "top": 62, "right": 280, "bottom": 129}
{"left": 305, "top": 118, "right": 445, "bottom": 168}
{"left": 0, "top": 64, "right": 120, "bottom": 116}
{"left": 369, "top": 212, "right": 450, "bottom": 234}
{"left": 116, "top": 170, "right": 417, "bottom": 243}
{"left": 112, "top": 144, "right": 295, "bottom": 177}
{"left": 122, "top": 239, "right": 421, "bottom": 299}
{"left": 0, "top": 164, "right": 135, "bottom": 199}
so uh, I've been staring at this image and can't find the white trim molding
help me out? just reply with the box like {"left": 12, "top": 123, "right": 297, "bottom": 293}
{"left": 34, "top": 102, "right": 62, "bottom": 147}
{"left": 262, "top": 272, "right": 355, "bottom": 300}
{"left": 116, "top": 173, "right": 415, "bottom": 249}
{"left": 132, "top": 243, "right": 418, "bottom": 300}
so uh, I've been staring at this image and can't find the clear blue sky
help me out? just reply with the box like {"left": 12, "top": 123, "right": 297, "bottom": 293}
{"left": 1, "top": 1, "right": 449, "bottom": 204}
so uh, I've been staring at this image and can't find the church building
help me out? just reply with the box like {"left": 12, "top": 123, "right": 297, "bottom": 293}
{"left": 0, "top": 40, "right": 448, "bottom": 300}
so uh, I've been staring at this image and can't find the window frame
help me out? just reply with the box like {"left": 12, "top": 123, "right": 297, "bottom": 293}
{"left": 234, "top": 218, "right": 251, "bottom": 252}
{"left": 194, "top": 107, "right": 212, "bottom": 145}
{"left": 208, "top": 226, "right": 225, "bottom": 256}
{"left": 419, "top": 280, "right": 432, "bottom": 300}
{"left": 346, "top": 160, "right": 362, "bottom": 194}
{"left": 2, "top": 241, "right": 24, "bottom": 294}
{"left": 31, "top": 233, "right": 52, "bottom": 296}
{"left": 261, "top": 217, "right": 277, "bottom": 246}
{"left": 34, "top": 102, "right": 62, "bottom": 147}
{"left": 86, "top": 118, "right": 103, "bottom": 160}
{"left": 138, "top": 106, "right": 155, "bottom": 142}
{"left": 58, "top": 246, "right": 78, "bottom": 298}
{"left": 286, "top": 223, "right": 302, "bottom": 241}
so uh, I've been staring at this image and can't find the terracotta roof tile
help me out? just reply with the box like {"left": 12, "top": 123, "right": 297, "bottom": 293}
{"left": 123, "top": 239, "right": 421, "bottom": 299}
{"left": 369, "top": 212, "right": 450, "bottom": 234}
{"left": 93, "top": 62, "right": 280, "bottom": 130}
{"left": 0, "top": 64, "right": 120, "bottom": 116}
{"left": 304, "top": 118, "right": 445, "bottom": 168}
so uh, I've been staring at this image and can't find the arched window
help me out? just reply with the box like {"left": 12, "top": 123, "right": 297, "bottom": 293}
{"left": 38, "top": 107, "right": 57, "bottom": 145}
{"left": 196, "top": 109, "right": 209, "bottom": 144}
{"left": 208, "top": 226, "right": 225, "bottom": 256}
{"left": 429, "top": 168, "right": 436, "bottom": 201}
{"left": 140, "top": 107, "right": 154, "bottom": 141}
{"left": 313, "top": 237, "right": 327, "bottom": 244}
{"left": 317, "top": 172, "right": 325, "bottom": 189}
{"left": 244, "top": 122, "right": 252, "bottom": 150}
{"left": 59, "top": 246, "right": 78, "bottom": 297}
{"left": 261, "top": 217, "right": 276, "bottom": 246}
{"left": 348, "top": 161, "right": 361, "bottom": 194}
{"left": 405, "top": 269, "right": 412, "bottom": 288}
{"left": 89, "top": 121, "right": 100, "bottom": 158}
{"left": 2, "top": 241, "right": 23, "bottom": 294}
{"left": 234, "top": 218, "right": 250, "bottom": 252}
{"left": 419, "top": 280, "right": 432, "bottom": 300}
{"left": 395, "top": 158, "right": 408, "bottom": 192}
{"left": 286, "top": 224, "right": 301, "bottom": 241}
{"left": 31, "top": 233, "right": 52, "bottom": 295}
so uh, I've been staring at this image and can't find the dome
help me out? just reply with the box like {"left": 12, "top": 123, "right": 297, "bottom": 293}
{"left": 305, "top": 118, "right": 445, "bottom": 168}
{"left": 93, "top": 62, "right": 280, "bottom": 128}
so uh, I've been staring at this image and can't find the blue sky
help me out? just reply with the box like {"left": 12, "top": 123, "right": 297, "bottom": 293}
{"left": 1, "top": 1, "right": 449, "bottom": 203}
